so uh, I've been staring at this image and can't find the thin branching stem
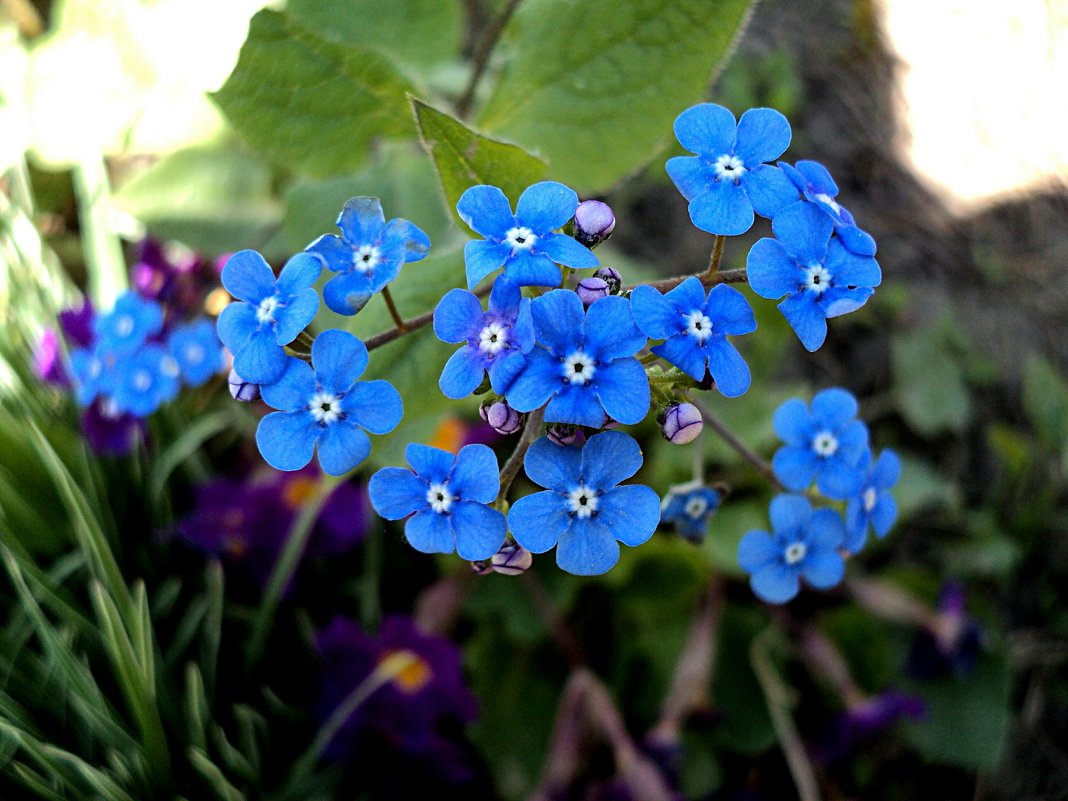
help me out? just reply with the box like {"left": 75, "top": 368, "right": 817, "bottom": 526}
{"left": 456, "top": 0, "right": 524, "bottom": 119}
{"left": 693, "top": 399, "right": 784, "bottom": 490}
{"left": 380, "top": 286, "right": 406, "bottom": 331}
{"left": 497, "top": 405, "right": 545, "bottom": 502}
{"left": 365, "top": 283, "right": 492, "bottom": 352}
{"left": 706, "top": 234, "right": 726, "bottom": 278}
{"left": 623, "top": 267, "right": 747, "bottom": 294}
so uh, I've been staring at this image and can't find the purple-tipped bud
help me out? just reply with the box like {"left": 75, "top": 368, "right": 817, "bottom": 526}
{"left": 576, "top": 277, "right": 610, "bottom": 307}
{"left": 471, "top": 543, "right": 534, "bottom": 576}
{"left": 547, "top": 423, "right": 584, "bottom": 447}
{"left": 479, "top": 400, "right": 522, "bottom": 435}
{"left": 594, "top": 266, "right": 622, "bottom": 294}
{"left": 33, "top": 329, "right": 69, "bottom": 387}
{"left": 659, "top": 402, "right": 703, "bottom": 445}
{"left": 228, "top": 368, "right": 260, "bottom": 402}
{"left": 573, "top": 200, "right": 615, "bottom": 248}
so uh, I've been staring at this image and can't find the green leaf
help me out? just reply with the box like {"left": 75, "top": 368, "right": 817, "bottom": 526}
{"left": 1022, "top": 355, "right": 1068, "bottom": 450}
{"left": 213, "top": 10, "right": 416, "bottom": 178}
{"left": 892, "top": 327, "right": 973, "bottom": 436}
{"left": 412, "top": 98, "right": 547, "bottom": 222}
{"left": 478, "top": 0, "right": 755, "bottom": 191}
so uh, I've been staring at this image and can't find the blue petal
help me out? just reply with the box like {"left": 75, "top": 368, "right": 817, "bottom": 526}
{"left": 673, "top": 103, "right": 737, "bottom": 156}
{"left": 516, "top": 181, "right": 578, "bottom": 234}
{"left": 583, "top": 295, "right": 645, "bottom": 361}
{"left": 504, "top": 251, "right": 561, "bottom": 288}
{"left": 778, "top": 293, "right": 828, "bottom": 352}
{"left": 217, "top": 302, "right": 257, "bottom": 352}
{"left": 312, "top": 329, "right": 368, "bottom": 392}
{"left": 233, "top": 330, "right": 287, "bottom": 385}
{"left": 273, "top": 288, "right": 319, "bottom": 345}
{"left": 545, "top": 383, "right": 606, "bottom": 428}
{"left": 506, "top": 348, "right": 559, "bottom": 412}
{"left": 872, "top": 449, "right": 901, "bottom": 488}
{"left": 405, "top": 443, "right": 455, "bottom": 483}
{"left": 368, "top": 467, "right": 427, "bottom": 519}
{"left": 688, "top": 179, "right": 753, "bottom": 236}
{"left": 770, "top": 202, "right": 833, "bottom": 265}
{"left": 772, "top": 446, "right": 819, "bottom": 491}
{"left": 222, "top": 250, "right": 275, "bottom": 303}
{"left": 306, "top": 234, "right": 355, "bottom": 273}
{"left": 404, "top": 510, "right": 455, "bottom": 554}
{"left": 870, "top": 494, "right": 897, "bottom": 537}
{"left": 380, "top": 217, "right": 431, "bottom": 262}
{"left": 751, "top": 562, "right": 800, "bottom": 603}
{"left": 837, "top": 225, "right": 877, "bottom": 256}
{"left": 337, "top": 196, "right": 385, "bottom": 244}
{"left": 508, "top": 490, "right": 570, "bottom": 552}
{"left": 630, "top": 285, "right": 681, "bottom": 339}
{"left": 844, "top": 499, "right": 869, "bottom": 553}
{"left": 342, "top": 380, "right": 402, "bottom": 434}
{"left": 664, "top": 275, "right": 708, "bottom": 316}
{"left": 439, "top": 347, "right": 486, "bottom": 399}
{"left": 364, "top": 255, "right": 403, "bottom": 293}
{"left": 738, "top": 530, "right": 779, "bottom": 572}
{"left": 597, "top": 484, "right": 660, "bottom": 546}
{"left": 805, "top": 508, "right": 846, "bottom": 550}
{"left": 704, "top": 284, "right": 756, "bottom": 334}
{"left": 820, "top": 287, "right": 873, "bottom": 318}
{"left": 826, "top": 241, "right": 881, "bottom": 288}
{"left": 464, "top": 238, "right": 510, "bottom": 288}
{"left": 276, "top": 253, "right": 323, "bottom": 295}
{"left": 706, "top": 337, "right": 751, "bottom": 397}
{"left": 653, "top": 336, "right": 706, "bottom": 381}
{"left": 433, "top": 289, "right": 483, "bottom": 343}
{"left": 487, "top": 350, "right": 526, "bottom": 395}
{"left": 450, "top": 443, "right": 500, "bottom": 503}
{"left": 522, "top": 436, "right": 582, "bottom": 490}
{"left": 746, "top": 238, "right": 801, "bottom": 300}
{"left": 665, "top": 156, "right": 713, "bottom": 201}
{"left": 769, "top": 493, "right": 813, "bottom": 534}
{"left": 451, "top": 502, "right": 507, "bottom": 560}
{"left": 556, "top": 518, "right": 620, "bottom": 575}
{"left": 261, "top": 357, "right": 315, "bottom": 411}
{"left": 531, "top": 289, "right": 584, "bottom": 351}
{"left": 800, "top": 551, "right": 844, "bottom": 589}
{"left": 317, "top": 421, "right": 372, "bottom": 475}
{"left": 536, "top": 233, "right": 599, "bottom": 269}
{"left": 592, "top": 358, "right": 649, "bottom": 425}
{"left": 457, "top": 185, "right": 514, "bottom": 238}
{"left": 512, "top": 297, "right": 535, "bottom": 352}
{"left": 488, "top": 275, "right": 522, "bottom": 316}
{"left": 836, "top": 420, "right": 869, "bottom": 464}
{"left": 743, "top": 164, "right": 800, "bottom": 219}
{"left": 580, "top": 430, "right": 644, "bottom": 489}
{"left": 256, "top": 411, "right": 318, "bottom": 471}
{"left": 811, "top": 387, "right": 857, "bottom": 425}
{"left": 817, "top": 457, "right": 865, "bottom": 500}
{"left": 322, "top": 273, "right": 373, "bottom": 316}
{"left": 773, "top": 398, "right": 811, "bottom": 444}
{"left": 795, "top": 160, "right": 838, "bottom": 196}
{"left": 734, "top": 107, "right": 791, "bottom": 165}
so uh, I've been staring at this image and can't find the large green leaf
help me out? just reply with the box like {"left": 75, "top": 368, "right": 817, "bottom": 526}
{"left": 212, "top": 10, "right": 415, "bottom": 177}
{"left": 478, "top": 0, "right": 754, "bottom": 191}
{"left": 892, "top": 326, "right": 973, "bottom": 436}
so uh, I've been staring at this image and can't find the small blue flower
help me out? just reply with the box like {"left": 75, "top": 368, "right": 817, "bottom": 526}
{"left": 368, "top": 443, "right": 507, "bottom": 561}
{"left": 660, "top": 481, "right": 721, "bottom": 543}
{"left": 255, "top": 329, "right": 402, "bottom": 476}
{"left": 746, "top": 202, "right": 881, "bottom": 351}
{"left": 772, "top": 388, "right": 869, "bottom": 500}
{"left": 778, "top": 161, "right": 877, "bottom": 256}
{"left": 167, "top": 318, "right": 223, "bottom": 387}
{"left": 216, "top": 250, "right": 321, "bottom": 385}
{"left": 93, "top": 291, "right": 163, "bottom": 355}
{"left": 844, "top": 448, "right": 900, "bottom": 552}
{"left": 738, "top": 494, "right": 846, "bottom": 603}
{"left": 433, "top": 276, "right": 535, "bottom": 399}
{"left": 506, "top": 290, "right": 649, "bottom": 428}
{"left": 112, "top": 344, "right": 181, "bottom": 417}
{"left": 630, "top": 276, "right": 756, "bottom": 395}
{"left": 69, "top": 346, "right": 114, "bottom": 406}
{"left": 507, "top": 430, "right": 660, "bottom": 575}
{"left": 305, "top": 197, "right": 431, "bottom": 316}
{"left": 457, "top": 181, "right": 599, "bottom": 289}
{"left": 666, "top": 104, "right": 798, "bottom": 236}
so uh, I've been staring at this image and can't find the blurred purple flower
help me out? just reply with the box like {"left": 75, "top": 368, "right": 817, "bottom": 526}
{"left": 33, "top": 329, "right": 68, "bottom": 387}
{"left": 82, "top": 397, "right": 145, "bottom": 455}
{"left": 908, "top": 581, "right": 984, "bottom": 679}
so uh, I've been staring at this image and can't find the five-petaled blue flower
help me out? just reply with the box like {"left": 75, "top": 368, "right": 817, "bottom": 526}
{"left": 660, "top": 480, "right": 721, "bottom": 543}
{"left": 69, "top": 345, "right": 114, "bottom": 407}
{"left": 666, "top": 104, "right": 798, "bottom": 236}
{"left": 844, "top": 448, "right": 900, "bottom": 553}
{"left": 738, "top": 494, "right": 846, "bottom": 603}
{"left": 458, "top": 181, "right": 599, "bottom": 289}
{"left": 368, "top": 443, "right": 506, "bottom": 561}
{"left": 112, "top": 344, "right": 180, "bottom": 417}
{"left": 217, "top": 250, "right": 322, "bottom": 385}
{"left": 433, "top": 276, "right": 534, "bottom": 399}
{"left": 506, "top": 290, "right": 649, "bottom": 427}
{"left": 94, "top": 291, "right": 163, "bottom": 355}
{"left": 746, "top": 202, "right": 881, "bottom": 351}
{"left": 778, "top": 161, "right": 877, "bottom": 256}
{"left": 772, "top": 388, "right": 869, "bottom": 500}
{"left": 305, "top": 196, "right": 431, "bottom": 316}
{"left": 167, "top": 318, "right": 223, "bottom": 387}
{"left": 256, "top": 329, "right": 402, "bottom": 476}
{"left": 630, "top": 276, "right": 756, "bottom": 396}
{"left": 508, "top": 431, "right": 660, "bottom": 575}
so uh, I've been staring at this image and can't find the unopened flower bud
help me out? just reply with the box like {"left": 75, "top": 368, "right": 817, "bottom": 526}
{"left": 576, "top": 277, "right": 610, "bottom": 307}
{"left": 594, "top": 266, "right": 622, "bottom": 294}
{"left": 547, "top": 423, "right": 584, "bottom": 447}
{"left": 479, "top": 399, "right": 522, "bottom": 435}
{"left": 228, "top": 368, "right": 260, "bottom": 402}
{"left": 471, "top": 543, "right": 534, "bottom": 576}
{"left": 659, "top": 402, "right": 703, "bottom": 445}
{"left": 573, "top": 200, "right": 615, "bottom": 248}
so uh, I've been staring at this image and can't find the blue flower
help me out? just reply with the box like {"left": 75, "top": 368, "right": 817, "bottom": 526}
{"left": 93, "top": 291, "right": 163, "bottom": 355}
{"left": 69, "top": 346, "right": 113, "bottom": 406}
{"left": 738, "top": 494, "right": 846, "bottom": 603}
{"left": 112, "top": 344, "right": 181, "bottom": 417}
{"left": 457, "top": 181, "right": 599, "bottom": 289}
{"left": 256, "top": 329, "right": 402, "bottom": 476}
{"left": 506, "top": 290, "right": 649, "bottom": 427}
{"left": 778, "top": 161, "right": 877, "bottom": 256}
{"left": 660, "top": 480, "right": 721, "bottom": 543}
{"left": 630, "top": 276, "right": 756, "bottom": 395}
{"left": 746, "top": 202, "right": 881, "bottom": 351}
{"left": 305, "top": 197, "right": 431, "bottom": 316}
{"left": 217, "top": 250, "right": 321, "bottom": 385}
{"left": 368, "top": 443, "right": 506, "bottom": 561}
{"left": 432, "top": 276, "right": 535, "bottom": 399}
{"left": 508, "top": 431, "right": 660, "bottom": 575}
{"left": 167, "top": 318, "right": 223, "bottom": 387}
{"left": 665, "top": 104, "right": 798, "bottom": 236}
{"left": 771, "top": 388, "right": 869, "bottom": 500}
{"left": 844, "top": 448, "right": 900, "bottom": 552}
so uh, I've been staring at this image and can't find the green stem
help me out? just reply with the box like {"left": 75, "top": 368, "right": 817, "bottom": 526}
{"left": 73, "top": 159, "right": 127, "bottom": 309}
{"left": 364, "top": 282, "right": 492, "bottom": 352}
{"left": 456, "top": 0, "right": 524, "bottom": 119}
{"left": 497, "top": 405, "right": 545, "bottom": 503}
{"left": 693, "top": 399, "right": 783, "bottom": 490}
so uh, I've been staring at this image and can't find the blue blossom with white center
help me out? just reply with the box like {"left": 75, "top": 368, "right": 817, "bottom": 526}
{"left": 737, "top": 494, "right": 846, "bottom": 603}
{"left": 93, "top": 291, "right": 163, "bottom": 355}
{"left": 630, "top": 276, "right": 756, "bottom": 396}
{"left": 506, "top": 290, "right": 649, "bottom": 428}
{"left": 772, "top": 388, "right": 869, "bottom": 500}
{"left": 167, "top": 318, "right": 224, "bottom": 387}
{"left": 778, "top": 161, "right": 877, "bottom": 256}
{"left": 255, "top": 329, "right": 402, "bottom": 476}
{"left": 368, "top": 443, "right": 506, "bottom": 561}
{"left": 432, "top": 276, "right": 534, "bottom": 399}
{"left": 507, "top": 431, "right": 660, "bottom": 575}
{"left": 660, "top": 480, "right": 721, "bottom": 543}
{"left": 69, "top": 346, "right": 114, "bottom": 406}
{"left": 746, "top": 202, "right": 881, "bottom": 351}
{"left": 112, "top": 344, "right": 181, "bottom": 417}
{"left": 665, "top": 104, "right": 798, "bottom": 236}
{"left": 844, "top": 448, "right": 900, "bottom": 553}
{"left": 305, "top": 196, "right": 431, "bottom": 316}
{"left": 216, "top": 250, "right": 321, "bottom": 385}
{"left": 457, "top": 181, "right": 599, "bottom": 289}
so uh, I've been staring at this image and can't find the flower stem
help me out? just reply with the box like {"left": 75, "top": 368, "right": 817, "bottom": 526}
{"left": 380, "top": 286, "right": 406, "bottom": 332}
{"left": 365, "top": 282, "right": 492, "bottom": 352}
{"left": 706, "top": 234, "right": 726, "bottom": 279}
{"left": 497, "top": 405, "right": 545, "bottom": 502}
{"left": 456, "top": 0, "right": 524, "bottom": 119}
{"left": 623, "top": 267, "right": 747, "bottom": 294}
{"left": 693, "top": 399, "right": 783, "bottom": 490}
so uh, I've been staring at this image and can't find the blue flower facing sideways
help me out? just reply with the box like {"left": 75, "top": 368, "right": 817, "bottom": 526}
{"left": 508, "top": 430, "right": 660, "bottom": 575}
{"left": 844, "top": 448, "right": 900, "bottom": 553}
{"left": 217, "top": 250, "right": 321, "bottom": 385}
{"left": 666, "top": 103, "right": 798, "bottom": 236}
{"left": 167, "top": 318, "right": 223, "bottom": 387}
{"left": 256, "top": 329, "right": 402, "bottom": 476}
{"left": 738, "top": 494, "right": 846, "bottom": 604}
{"left": 506, "top": 290, "right": 650, "bottom": 428}
{"left": 305, "top": 196, "right": 431, "bottom": 316}
{"left": 630, "top": 276, "right": 756, "bottom": 396}
{"left": 458, "top": 181, "right": 599, "bottom": 289}
{"left": 772, "top": 388, "right": 869, "bottom": 500}
{"left": 660, "top": 480, "right": 721, "bottom": 543}
{"left": 779, "top": 160, "right": 876, "bottom": 256}
{"left": 433, "top": 276, "right": 534, "bottom": 399}
{"left": 368, "top": 443, "right": 506, "bottom": 561}
{"left": 746, "top": 202, "right": 881, "bottom": 351}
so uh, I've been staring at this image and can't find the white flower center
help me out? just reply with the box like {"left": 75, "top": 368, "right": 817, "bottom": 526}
{"left": 353, "top": 245, "right": 381, "bottom": 273}
{"left": 256, "top": 295, "right": 280, "bottom": 324}
{"left": 184, "top": 343, "right": 205, "bottom": 364}
{"left": 478, "top": 322, "right": 508, "bottom": 354}
{"left": 714, "top": 154, "right": 746, "bottom": 182}
{"left": 803, "top": 264, "right": 832, "bottom": 295}
{"left": 309, "top": 391, "right": 341, "bottom": 425}
{"left": 784, "top": 541, "right": 807, "bottom": 565}
{"left": 89, "top": 358, "right": 102, "bottom": 379}
{"left": 562, "top": 350, "right": 596, "bottom": 385}
{"left": 684, "top": 496, "right": 708, "bottom": 519}
{"left": 505, "top": 226, "right": 537, "bottom": 251}
{"left": 863, "top": 487, "right": 878, "bottom": 512}
{"left": 115, "top": 314, "right": 135, "bottom": 338}
{"left": 161, "top": 356, "right": 180, "bottom": 379}
{"left": 101, "top": 397, "right": 122, "bottom": 418}
{"left": 685, "top": 310, "right": 713, "bottom": 343}
{"left": 426, "top": 482, "right": 453, "bottom": 513}
{"left": 814, "top": 193, "right": 841, "bottom": 214}
{"left": 812, "top": 430, "right": 839, "bottom": 457}
{"left": 567, "top": 484, "right": 599, "bottom": 519}
{"left": 132, "top": 370, "right": 152, "bottom": 392}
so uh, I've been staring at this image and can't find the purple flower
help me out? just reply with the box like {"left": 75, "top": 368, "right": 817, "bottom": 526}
{"left": 576, "top": 276, "right": 610, "bottom": 307}
{"left": 659, "top": 402, "right": 703, "bottom": 444}
{"left": 908, "top": 582, "right": 984, "bottom": 679}
{"left": 479, "top": 400, "right": 522, "bottom": 434}
{"left": 573, "top": 199, "right": 616, "bottom": 248}
{"left": 82, "top": 397, "right": 145, "bottom": 455}
{"left": 33, "top": 329, "right": 68, "bottom": 387}
{"left": 58, "top": 299, "right": 95, "bottom": 349}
